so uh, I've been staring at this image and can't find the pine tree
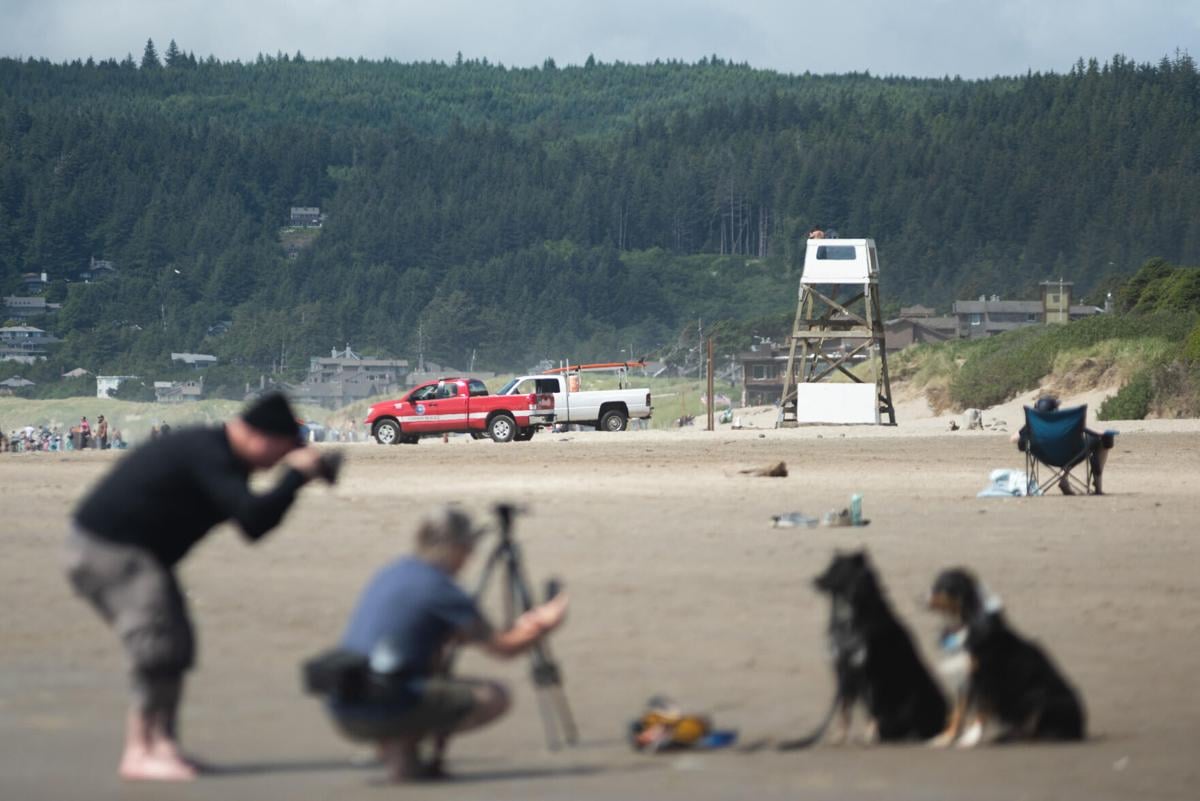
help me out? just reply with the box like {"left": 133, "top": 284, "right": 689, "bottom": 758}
{"left": 140, "top": 38, "right": 161, "bottom": 70}
{"left": 164, "top": 39, "right": 182, "bottom": 68}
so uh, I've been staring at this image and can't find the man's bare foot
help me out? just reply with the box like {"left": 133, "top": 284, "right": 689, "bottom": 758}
{"left": 119, "top": 750, "right": 197, "bottom": 782}
{"left": 381, "top": 740, "right": 425, "bottom": 783}
{"left": 150, "top": 740, "right": 211, "bottom": 773}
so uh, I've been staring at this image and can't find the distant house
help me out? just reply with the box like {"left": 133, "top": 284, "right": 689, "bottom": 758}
{"left": 898, "top": 304, "right": 937, "bottom": 319}
{"left": 19, "top": 272, "right": 48, "bottom": 294}
{"left": 951, "top": 282, "right": 1103, "bottom": 339}
{"left": 62, "top": 367, "right": 91, "bottom": 378}
{"left": 80, "top": 258, "right": 117, "bottom": 282}
{"left": 739, "top": 346, "right": 790, "bottom": 406}
{"left": 3, "top": 295, "right": 60, "bottom": 319}
{"left": 171, "top": 352, "right": 218, "bottom": 369}
{"left": 952, "top": 296, "right": 1046, "bottom": 339}
{"left": 899, "top": 280, "right": 1106, "bottom": 341}
{"left": 96, "top": 375, "right": 139, "bottom": 399}
{"left": 290, "top": 344, "right": 409, "bottom": 408}
{"left": 0, "top": 324, "right": 50, "bottom": 343}
{"left": 155, "top": 379, "right": 204, "bottom": 404}
{"left": 289, "top": 206, "right": 322, "bottom": 227}
{"left": 883, "top": 318, "right": 952, "bottom": 352}
{"left": 0, "top": 324, "right": 59, "bottom": 363}
{"left": 0, "top": 376, "right": 35, "bottom": 388}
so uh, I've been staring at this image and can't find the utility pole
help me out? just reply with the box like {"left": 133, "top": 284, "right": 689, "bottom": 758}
{"left": 417, "top": 323, "right": 425, "bottom": 373}
{"left": 706, "top": 336, "right": 715, "bottom": 432}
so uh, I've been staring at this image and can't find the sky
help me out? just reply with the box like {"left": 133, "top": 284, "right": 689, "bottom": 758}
{"left": 2, "top": 0, "right": 1197, "bottom": 79}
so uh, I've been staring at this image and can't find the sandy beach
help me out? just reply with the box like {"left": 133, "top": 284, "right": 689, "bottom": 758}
{"left": 3, "top": 415, "right": 1200, "bottom": 800}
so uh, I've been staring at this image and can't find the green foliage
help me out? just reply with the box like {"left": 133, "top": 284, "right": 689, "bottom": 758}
{"left": 1118, "top": 259, "right": 1200, "bottom": 313}
{"left": 1183, "top": 322, "right": 1200, "bottom": 364}
{"left": 1, "top": 51, "right": 1200, "bottom": 388}
{"left": 948, "top": 312, "right": 1196, "bottom": 409}
{"left": 1098, "top": 370, "right": 1154, "bottom": 420}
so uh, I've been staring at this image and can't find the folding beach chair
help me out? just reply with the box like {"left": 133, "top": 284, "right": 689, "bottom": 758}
{"left": 1020, "top": 404, "right": 1097, "bottom": 495}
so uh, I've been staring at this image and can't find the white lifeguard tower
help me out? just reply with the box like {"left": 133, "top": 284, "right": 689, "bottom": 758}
{"left": 778, "top": 238, "right": 895, "bottom": 426}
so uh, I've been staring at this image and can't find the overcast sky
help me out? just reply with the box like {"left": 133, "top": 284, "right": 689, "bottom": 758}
{"left": 3, "top": 0, "right": 1197, "bottom": 79}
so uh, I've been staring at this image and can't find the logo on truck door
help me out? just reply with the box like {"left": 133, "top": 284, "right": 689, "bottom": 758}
{"left": 416, "top": 403, "right": 426, "bottom": 415}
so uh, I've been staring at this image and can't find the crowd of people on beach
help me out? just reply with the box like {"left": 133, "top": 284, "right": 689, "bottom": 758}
{"left": 2, "top": 414, "right": 126, "bottom": 453}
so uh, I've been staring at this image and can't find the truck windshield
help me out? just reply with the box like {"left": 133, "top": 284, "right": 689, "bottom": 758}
{"left": 497, "top": 378, "right": 519, "bottom": 395}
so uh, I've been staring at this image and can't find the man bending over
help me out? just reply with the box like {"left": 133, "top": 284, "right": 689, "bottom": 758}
{"left": 67, "top": 393, "right": 326, "bottom": 781}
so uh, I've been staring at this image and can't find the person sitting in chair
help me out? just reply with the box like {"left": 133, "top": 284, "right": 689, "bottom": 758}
{"left": 1012, "top": 395, "right": 1113, "bottom": 494}
{"left": 328, "top": 507, "right": 568, "bottom": 782}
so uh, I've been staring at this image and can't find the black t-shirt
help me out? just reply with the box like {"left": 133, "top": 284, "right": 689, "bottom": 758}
{"left": 74, "top": 426, "right": 307, "bottom": 566}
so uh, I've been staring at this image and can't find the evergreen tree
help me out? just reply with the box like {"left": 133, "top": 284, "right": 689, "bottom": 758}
{"left": 164, "top": 39, "right": 182, "bottom": 68}
{"left": 140, "top": 38, "right": 161, "bottom": 70}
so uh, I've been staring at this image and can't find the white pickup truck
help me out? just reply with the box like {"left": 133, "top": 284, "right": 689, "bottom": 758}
{"left": 496, "top": 373, "right": 652, "bottom": 431}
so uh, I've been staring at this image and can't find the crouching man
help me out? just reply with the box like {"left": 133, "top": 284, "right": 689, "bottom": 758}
{"left": 328, "top": 507, "right": 568, "bottom": 782}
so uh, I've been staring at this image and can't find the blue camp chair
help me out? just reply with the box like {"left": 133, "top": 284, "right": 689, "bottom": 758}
{"left": 1020, "top": 404, "right": 1097, "bottom": 495}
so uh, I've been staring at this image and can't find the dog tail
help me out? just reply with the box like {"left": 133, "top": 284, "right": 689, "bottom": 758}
{"left": 777, "top": 694, "right": 840, "bottom": 751}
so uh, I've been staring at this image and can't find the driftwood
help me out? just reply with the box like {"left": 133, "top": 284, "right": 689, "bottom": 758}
{"left": 739, "top": 461, "right": 788, "bottom": 478}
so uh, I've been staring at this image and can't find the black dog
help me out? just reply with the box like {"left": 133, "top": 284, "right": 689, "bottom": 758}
{"left": 780, "top": 551, "right": 946, "bottom": 748}
{"left": 927, "top": 568, "right": 1086, "bottom": 747}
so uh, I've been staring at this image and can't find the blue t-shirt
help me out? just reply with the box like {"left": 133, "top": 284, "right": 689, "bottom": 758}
{"left": 340, "top": 557, "right": 489, "bottom": 682}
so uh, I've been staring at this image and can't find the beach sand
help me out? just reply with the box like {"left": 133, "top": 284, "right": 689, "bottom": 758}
{"left": 2, "top": 418, "right": 1199, "bottom": 800}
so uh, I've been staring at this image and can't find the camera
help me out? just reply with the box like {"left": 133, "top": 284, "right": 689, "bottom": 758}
{"left": 317, "top": 451, "right": 344, "bottom": 484}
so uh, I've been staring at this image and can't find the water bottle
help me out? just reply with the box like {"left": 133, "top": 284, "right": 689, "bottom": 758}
{"left": 849, "top": 493, "right": 863, "bottom": 526}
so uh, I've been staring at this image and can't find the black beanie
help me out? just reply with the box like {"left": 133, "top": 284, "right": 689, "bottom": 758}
{"left": 1033, "top": 395, "right": 1060, "bottom": 413}
{"left": 242, "top": 392, "right": 301, "bottom": 438}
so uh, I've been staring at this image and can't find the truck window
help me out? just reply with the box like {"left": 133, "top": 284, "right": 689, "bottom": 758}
{"left": 515, "top": 379, "right": 538, "bottom": 394}
{"left": 536, "top": 378, "right": 559, "bottom": 394}
{"left": 468, "top": 379, "right": 489, "bottom": 397}
{"left": 435, "top": 382, "right": 459, "bottom": 399}
{"left": 410, "top": 384, "right": 437, "bottom": 401}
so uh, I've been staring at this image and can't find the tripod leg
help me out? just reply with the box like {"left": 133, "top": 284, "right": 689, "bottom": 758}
{"left": 534, "top": 686, "right": 563, "bottom": 751}
{"left": 541, "top": 684, "right": 579, "bottom": 746}
{"left": 528, "top": 640, "right": 579, "bottom": 747}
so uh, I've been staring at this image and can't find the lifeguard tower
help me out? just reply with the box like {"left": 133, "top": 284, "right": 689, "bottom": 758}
{"left": 778, "top": 238, "right": 895, "bottom": 426}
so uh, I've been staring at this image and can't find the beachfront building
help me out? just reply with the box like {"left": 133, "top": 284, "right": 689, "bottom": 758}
{"left": 154, "top": 379, "right": 204, "bottom": 403}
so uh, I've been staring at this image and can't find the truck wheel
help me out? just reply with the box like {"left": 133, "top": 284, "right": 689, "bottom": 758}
{"left": 373, "top": 419, "right": 401, "bottom": 445}
{"left": 488, "top": 414, "right": 516, "bottom": 443}
{"left": 599, "top": 409, "right": 628, "bottom": 432}
{"left": 514, "top": 428, "right": 535, "bottom": 442}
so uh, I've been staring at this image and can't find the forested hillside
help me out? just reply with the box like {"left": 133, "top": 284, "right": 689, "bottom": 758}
{"left": 2, "top": 43, "right": 1199, "bottom": 389}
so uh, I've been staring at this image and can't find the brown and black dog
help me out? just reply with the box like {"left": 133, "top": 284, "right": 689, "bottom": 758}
{"left": 927, "top": 568, "right": 1086, "bottom": 747}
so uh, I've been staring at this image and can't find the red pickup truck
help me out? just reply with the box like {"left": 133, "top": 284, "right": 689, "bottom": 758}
{"left": 365, "top": 377, "right": 555, "bottom": 444}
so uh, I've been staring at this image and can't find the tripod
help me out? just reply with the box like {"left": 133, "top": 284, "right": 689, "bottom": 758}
{"left": 472, "top": 503, "right": 579, "bottom": 750}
